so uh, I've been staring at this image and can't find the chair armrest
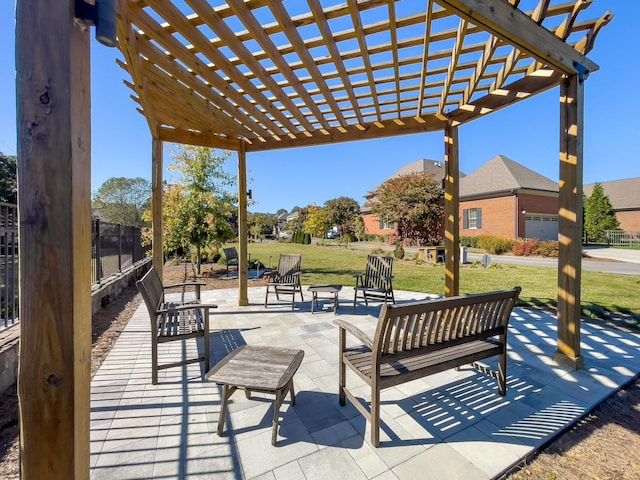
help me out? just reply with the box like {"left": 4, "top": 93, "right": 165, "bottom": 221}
{"left": 334, "top": 319, "right": 373, "bottom": 349}
{"left": 353, "top": 273, "right": 364, "bottom": 287}
{"left": 158, "top": 303, "right": 218, "bottom": 314}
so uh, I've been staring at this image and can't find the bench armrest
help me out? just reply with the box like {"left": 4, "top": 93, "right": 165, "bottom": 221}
{"left": 158, "top": 303, "right": 218, "bottom": 314}
{"left": 334, "top": 319, "right": 373, "bottom": 349}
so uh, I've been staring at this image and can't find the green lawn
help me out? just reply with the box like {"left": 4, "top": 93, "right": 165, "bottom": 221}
{"left": 239, "top": 241, "right": 640, "bottom": 325}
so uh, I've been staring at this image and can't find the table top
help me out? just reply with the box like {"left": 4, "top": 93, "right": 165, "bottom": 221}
{"left": 307, "top": 284, "right": 342, "bottom": 293}
{"left": 205, "top": 345, "right": 304, "bottom": 391}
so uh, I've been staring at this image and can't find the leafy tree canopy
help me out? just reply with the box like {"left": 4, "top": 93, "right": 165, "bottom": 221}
{"left": 584, "top": 182, "right": 619, "bottom": 243}
{"left": 92, "top": 176, "right": 151, "bottom": 227}
{"left": 147, "top": 146, "right": 237, "bottom": 271}
{"left": 303, "top": 204, "right": 329, "bottom": 238}
{"left": 248, "top": 212, "right": 277, "bottom": 238}
{"left": 323, "top": 196, "right": 360, "bottom": 234}
{"left": 370, "top": 172, "right": 444, "bottom": 244}
{"left": 0, "top": 152, "right": 17, "bottom": 204}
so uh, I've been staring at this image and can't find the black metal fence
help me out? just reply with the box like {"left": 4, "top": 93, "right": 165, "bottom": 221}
{"left": 1, "top": 208, "right": 149, "bottom": 329}
{"left": 92, "top": 219, "right": 149, "bottom": 284}
{"left": 1, "top": 203, "right": 18, "bottom": 328}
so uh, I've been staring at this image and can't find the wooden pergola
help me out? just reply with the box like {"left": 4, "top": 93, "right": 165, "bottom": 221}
{"left": 16, "top": 0, "right": 611, "bottom": 478}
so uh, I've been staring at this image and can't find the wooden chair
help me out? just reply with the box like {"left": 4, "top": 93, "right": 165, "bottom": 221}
{"left": 264, "top": 254, "right": 303, "bottom": 310}
{"left": 353, "top": 255, "right": 395, "bottom": 313}
{"left": 136, "top": 266, "right": 216, "bottom": 384}
{"left": 223, "top": 246, "right": 239, "bottom": 276}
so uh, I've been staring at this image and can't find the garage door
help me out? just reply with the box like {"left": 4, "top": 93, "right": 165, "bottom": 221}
{"left": 525, "top": 215, "right": 558, "bottom": 240}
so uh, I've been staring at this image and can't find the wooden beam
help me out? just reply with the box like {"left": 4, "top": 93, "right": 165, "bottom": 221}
{"left": 16, "top": 1, "right": 91, "bottom": 478}
{"left": 152, "top": 138, "right": 164, "bottom": 278}
{"left": 238, "top": 142, "right": 249, "bottom": 306}
{"left": 555, "top": 74, "right": 584, "bottom": 369}
{"left": 444, "top": 123, "right": 460, "bottom": 297}
{"left": 158, "top": 128, "right": 243, "bottom": 151}
{"left": 436, "top": 0, "right": 598, "bottom": 75}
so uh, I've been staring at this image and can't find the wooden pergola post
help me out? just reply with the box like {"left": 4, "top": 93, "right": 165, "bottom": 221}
{"left": 16, "top": 1, "right": 91, "bottom": 478}
{"left": 444, "top": 122, "right": 460, "bottom": 297}
{"left": 237, "top": 142, "right": 249, "bottom": 306}
{"left": 555, "top": 74, "right": 585, "bottom": 369}
{"left": 152, "top": 137, "right": 164, "bottom": 278}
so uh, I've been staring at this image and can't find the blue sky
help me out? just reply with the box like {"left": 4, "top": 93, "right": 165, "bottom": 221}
{"left": 1, "top": 1, "right": 638, "bottom": 214}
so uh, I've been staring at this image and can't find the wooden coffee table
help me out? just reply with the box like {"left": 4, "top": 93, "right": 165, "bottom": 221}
{"left": 307, "top": 284, "right": 342, "bottom": 314}
{"left": 205, "top": 345, "right": 305, "bottom": 446}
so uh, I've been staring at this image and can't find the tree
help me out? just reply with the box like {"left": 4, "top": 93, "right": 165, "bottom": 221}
{"left": 0, "top": 152, "right": 17, "bottom": 204}
{"left": 92, "top": 177, "right": 151, "bottom": 227}
{"left": 149, "top": 145, "right": 237, "bottom": 273}
{"left": 584, "top": 182, "right": 619, "bottom": 243}
{"left": 369, "top": 172, "right": 444, "bottom": 244}
{"left": 303, "top": 204, "right": 328, "bottom": 238}
{"left": 248, "top": 213, "right": 277, "bottom": 239}
{"left": 324, "top": 196, "right": 360, "bottom": 235}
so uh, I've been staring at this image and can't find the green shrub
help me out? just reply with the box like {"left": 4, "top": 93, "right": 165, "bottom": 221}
{"left": 460, "top": 236, "right": 479, "bottom": 248}
{"left": 477, "top": 235, "right": 514, "bottom": 255}
{"left": 304, "top": 232, "right": 311, "bottom": 245}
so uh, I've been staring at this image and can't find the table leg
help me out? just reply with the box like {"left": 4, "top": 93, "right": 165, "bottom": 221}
{"left": 217, "top": 384, "right": 237, "bottom": 436}
{"left": 333, "top": 291, "right": 338, "bottom": 314}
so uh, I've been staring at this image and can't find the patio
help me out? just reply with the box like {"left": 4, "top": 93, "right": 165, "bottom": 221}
{"left": 90, "top": 286, "right": 640, "bottom": 480}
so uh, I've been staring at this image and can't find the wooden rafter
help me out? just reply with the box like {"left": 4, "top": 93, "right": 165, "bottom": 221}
{"left": 115, "top": 0, "right": 607, "bottom": 149}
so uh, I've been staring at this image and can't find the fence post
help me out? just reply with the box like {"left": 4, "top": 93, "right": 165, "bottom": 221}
{"left": 95, "top": 219, "right": 102, "bottom": 284}
{"left": 117, "top": 223, "right": 122, "bottom": 272}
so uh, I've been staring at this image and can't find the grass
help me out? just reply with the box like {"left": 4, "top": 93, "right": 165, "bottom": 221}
{"left": 240, "top": 241, "right": 640, "bottom": 325}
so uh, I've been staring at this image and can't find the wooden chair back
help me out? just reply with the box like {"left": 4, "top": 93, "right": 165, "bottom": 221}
{"left": 137, "top": 267, "right": 165, "bottom": 322}
{"left": 364, "top": 255, "right": 394, "bottom": 290}
{"left": 275, "top": 254, "right": 302, "bottom": 283}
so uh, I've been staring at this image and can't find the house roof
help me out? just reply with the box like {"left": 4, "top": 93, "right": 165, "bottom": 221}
{"left": 388, "top": 158, "right": 466, "bottom": 180}
{"left": 115, "top": 1, "right": 610, "bottom": 152}
{"left": 584, "top": 178, "right": 640, "bottom": 210}
{"left": 460, "top": 154, "right": 558, "bottom": 198}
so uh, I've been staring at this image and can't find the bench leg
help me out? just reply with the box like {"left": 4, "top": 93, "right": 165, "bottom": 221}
{"left": 338, "top": 329, "right": 346, "bottom": 406}
{"left": 371, "top": 384, "right": 380, "bottom": 447}
{"left": 498, "top": 352, "right": 507, "bottom": 396}
{"left": 152, "top": 336, "right": 159, "bottom": 385}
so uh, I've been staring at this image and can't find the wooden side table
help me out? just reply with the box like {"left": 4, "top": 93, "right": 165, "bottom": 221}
{"left": 307, "top": 284, "right": 342, "bottom": 314}
{"left": 205, "top": 345, "right": 305, "bottom": 446}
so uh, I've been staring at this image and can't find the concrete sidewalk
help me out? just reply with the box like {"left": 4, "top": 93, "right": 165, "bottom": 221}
{"left": 89, "top": 287, "right": 640, "bottom": 480}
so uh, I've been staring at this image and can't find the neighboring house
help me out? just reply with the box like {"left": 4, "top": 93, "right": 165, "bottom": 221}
{"left": 459, "top": 155, "right": 559, "bottom": 240}
{"left": 361, "top": 159, "right": 463, "bottom": 237}
{"left": 361, "top": 155, "right": 561, "bottom": 241}
{"left": 584, "top": 178, "right": 640, "bottom": 232}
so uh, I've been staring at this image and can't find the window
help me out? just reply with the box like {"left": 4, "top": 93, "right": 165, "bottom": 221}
{"left": 463, "top": 208, "right": 482, "bottom": 229}
{"left": 379, "top": 216, "right": 394, "bottom": 230}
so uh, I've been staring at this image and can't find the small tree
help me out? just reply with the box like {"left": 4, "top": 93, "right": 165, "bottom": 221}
{"left": 584, "top": 183, "right": 619, "bottom": 244}
{"left": 92, "top": 177, "right": 151, "bottom": 227}
{"left": 370, "top": 172, "right": 444, "bottom": 244}
{"left": 145, "top": 146, "right": 237, "bottom": 273}
{"left": 303, "top": 204, "right": 329, "bottom": 238}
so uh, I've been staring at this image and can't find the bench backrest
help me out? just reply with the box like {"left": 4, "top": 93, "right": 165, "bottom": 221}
{"left": 275, "top": 254, "right": 302, "bottom": 283}
{"left": 136, "top": 267, "right": 164, "bottom": 322}
{"left": 373, "top": 287, "right": 521, "bottom": 357}
{"left": 363, "top": 255, "right": 394, "bottom": 290}
{"left": 223, "top": 247, "right": 238, "bottom": 262}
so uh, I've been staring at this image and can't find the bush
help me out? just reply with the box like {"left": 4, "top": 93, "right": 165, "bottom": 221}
{"left": 394, "top": 242, "right": 405, "bottom": 259}
{"left": 460, "top": 236, "right": 479, "bottom": 248}
{"left": 512, "top": 238, "right": 559, "bottom": 257}
{"left": 477, "top": 235, "right": 514, "bottom": 255}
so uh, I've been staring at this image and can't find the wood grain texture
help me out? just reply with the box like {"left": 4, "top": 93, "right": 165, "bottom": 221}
{"left": 16, "top": 1, "right": 91, "bottom": 477}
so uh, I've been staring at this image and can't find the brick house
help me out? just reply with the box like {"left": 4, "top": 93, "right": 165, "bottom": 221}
{"left": 360, "top": 158, "right": 464, "bottom": 237}
{"left": 584, "top": 178, "right": 640, "bottom": 232}
{"left": 460, "top": 155, "right": 559, "bottom": 240}
{"left": 362, "top": 155, "right": 560, "bottom": 241}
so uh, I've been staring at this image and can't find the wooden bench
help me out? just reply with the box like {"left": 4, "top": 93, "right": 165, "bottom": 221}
{"left": 335, "top": 287, "right": 521, "bottom": 446}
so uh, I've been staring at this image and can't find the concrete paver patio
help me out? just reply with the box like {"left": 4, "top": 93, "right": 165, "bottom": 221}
{"left": 89, "top": 286, "right": 640, "bottom": 480}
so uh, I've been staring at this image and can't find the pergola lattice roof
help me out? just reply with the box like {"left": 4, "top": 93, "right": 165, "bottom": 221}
{"left": 116, "top": 0, "right": 611, "bottom": 151}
